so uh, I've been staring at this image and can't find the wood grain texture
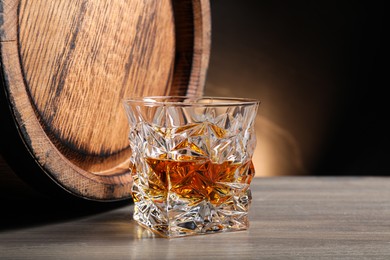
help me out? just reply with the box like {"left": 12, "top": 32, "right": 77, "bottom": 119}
{"left": 0, "top": 0, "right": 17, "bottom": 41}
{"left": 1, "top": 177, "right": 389, "bottom": 259}
{"left": 18, "top": 0, "right": 175, "bottom": 170}
{"left": 0, "top": 0, "right": 211, "bottom": 200}
{"left": 171, "top": 0, "right": 210, "bottom": 96}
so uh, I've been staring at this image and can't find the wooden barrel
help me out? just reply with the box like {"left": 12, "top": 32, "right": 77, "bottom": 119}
{"left": 0, "top": 0, "right": 210, "bottom": 201}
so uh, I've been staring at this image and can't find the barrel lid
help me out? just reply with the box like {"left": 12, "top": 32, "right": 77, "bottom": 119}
{"left": 0, "top": 0, "right": 210, "bottom": 200}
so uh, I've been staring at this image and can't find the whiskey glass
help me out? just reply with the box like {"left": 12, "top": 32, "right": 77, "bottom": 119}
{"left": 123, "top": 96, "right": 260, "bottom": 238}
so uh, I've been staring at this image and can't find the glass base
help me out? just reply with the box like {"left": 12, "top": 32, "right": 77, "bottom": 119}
{"left": 132, "top": 188, "right": 252, "bottom": 238}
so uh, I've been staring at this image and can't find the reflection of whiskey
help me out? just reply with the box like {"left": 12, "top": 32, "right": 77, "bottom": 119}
{"left": 144, "top": 157, "right": 254, "bottom": 206}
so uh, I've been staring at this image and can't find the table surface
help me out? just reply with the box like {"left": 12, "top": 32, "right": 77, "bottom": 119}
{"left": 1, "top": 177, "right": 390, "bottom": 259}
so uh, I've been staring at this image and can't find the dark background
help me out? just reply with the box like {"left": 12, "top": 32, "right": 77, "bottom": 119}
{"left": 205, "top": 0, "right": 388, "bottom": 176}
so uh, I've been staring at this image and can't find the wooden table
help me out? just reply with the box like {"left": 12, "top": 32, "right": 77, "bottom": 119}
{"left": 1, "top": 177, "right": 390, "bottom": 259}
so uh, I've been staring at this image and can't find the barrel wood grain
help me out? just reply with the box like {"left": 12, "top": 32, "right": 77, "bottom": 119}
{"left": 0, "top": 0, "right": 211, "bottom": 200}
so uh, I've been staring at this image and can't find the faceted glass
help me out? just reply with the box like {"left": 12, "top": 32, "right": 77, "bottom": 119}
{"left": 123, "top": 96, "right": 260, "bottom": 238}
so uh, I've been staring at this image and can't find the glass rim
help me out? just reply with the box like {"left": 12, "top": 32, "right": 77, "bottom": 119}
{"left": 122, "top": 96, "right": 260, "bottom": 107}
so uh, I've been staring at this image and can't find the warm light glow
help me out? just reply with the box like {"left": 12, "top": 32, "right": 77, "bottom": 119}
{"left": 254, "top": 115, "right": 306, "bottom": 177}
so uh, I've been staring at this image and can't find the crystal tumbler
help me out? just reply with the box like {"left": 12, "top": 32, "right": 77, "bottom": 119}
{"left": 123, "top": 96, "right": 260, "bottom": 238}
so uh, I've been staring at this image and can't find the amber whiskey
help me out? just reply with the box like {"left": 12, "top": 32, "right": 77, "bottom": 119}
{"left": 144, "top": 157, "right": 254, "bottom": 206}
